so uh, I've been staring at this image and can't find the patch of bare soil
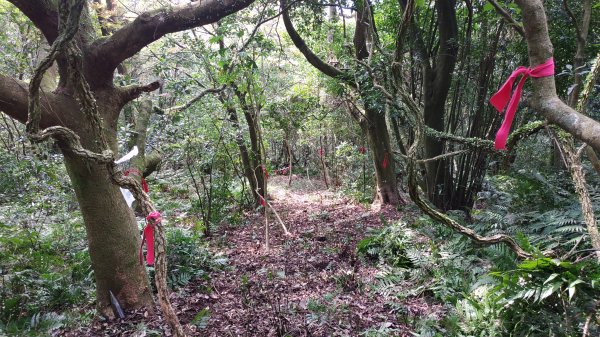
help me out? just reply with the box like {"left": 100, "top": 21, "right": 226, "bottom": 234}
{"left": 180, "top": 176, "right": 410, "bottom": 336}
{"left": 60, "top": 176, "right": 421, "bottom": 336}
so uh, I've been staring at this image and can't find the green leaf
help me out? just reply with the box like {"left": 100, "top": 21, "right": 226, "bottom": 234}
{"left": 568, "top": 279, "right": 585, "bottom": 301}
{"left": 190, "top": 307, "right": 211, "bottom": 329}
{"left": 539, "top": 282, "right": 561, "bottom": 302}
{"left": 543, "top": 273, "right": 559, "bottom": 285}
{"left": 208, "top": 35, "right": 224, "bottom": 44}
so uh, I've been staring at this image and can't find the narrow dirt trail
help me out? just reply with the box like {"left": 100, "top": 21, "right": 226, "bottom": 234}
{"left": 183, "top": 176, "right": 407, "bottom": 336}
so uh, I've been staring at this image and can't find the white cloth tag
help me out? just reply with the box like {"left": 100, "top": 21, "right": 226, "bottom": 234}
{"left": 115, "top": 146, "right": 139, "bottom": 164}
{"left": 120, "top": 187, "right": 135, "bottom": 208}
{"left": 115, "top": 146, "right": 139, "bottom": 207}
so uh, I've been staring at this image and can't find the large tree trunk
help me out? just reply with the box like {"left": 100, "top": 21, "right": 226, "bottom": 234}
{"left": 4, "top": 1, "right": 258, "bottom": 330}
{"left": 63, "top": 151, "right": 153, "bottom": 315}
{"left": 365, "top": 107, "right": 400, "bottom": 204}
{"left": 423, "top": 70, "right": 446, "bottom": 205}
{"left": 65, "top": 89, "right": 154, "bottom": 314}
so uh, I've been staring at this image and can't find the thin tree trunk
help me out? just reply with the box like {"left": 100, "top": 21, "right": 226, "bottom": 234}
{"left": 319, "top": 136, "right": 330, "bottom": 188}
{"left": 226, "top": 102, "right": 260, "bottom": 206}
{"left": 287, "top": 136, "right": 293, "bottom": 186}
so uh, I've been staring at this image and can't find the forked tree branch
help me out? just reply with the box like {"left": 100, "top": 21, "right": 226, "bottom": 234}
{"left": 280, "top": 0, "right": 355, "bottom": 86}
{"left": 89, "top": 0, "right": 256, "bottom": 84}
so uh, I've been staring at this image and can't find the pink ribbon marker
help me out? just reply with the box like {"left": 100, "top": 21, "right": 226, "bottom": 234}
{"left": 140, "top": 211, "right": 160, "bottom": 265}
{"left": 489, "top": 58, "right": 554, "bottom": 150}
{"left": 261, "top": 165, "right": 269, "bottom": 180}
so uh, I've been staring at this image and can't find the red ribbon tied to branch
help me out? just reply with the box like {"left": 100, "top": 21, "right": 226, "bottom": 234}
{"left": 139, "top": 211, "right": 160, "bottom": 265}
{"left": 124, "top": 169, "right": 149, "bottom": 193}
{"left": 489, "top": 58, "right": 554, "bottom": 150}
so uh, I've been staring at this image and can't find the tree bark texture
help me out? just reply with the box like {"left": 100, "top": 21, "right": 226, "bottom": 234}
{"left": 515, "top": 0, "right": 600, "bottom": 152}
{"left": 421, "top": 0, "right": 458, "bottom": 207}
{"left": 63, "top": 150, "right": 153, "bottom": 315}
{"left": 1, "top": 0, "right": 258, "bottom": 318}
{"left": 365, "top": 107, "right": 401, "bottom": 204}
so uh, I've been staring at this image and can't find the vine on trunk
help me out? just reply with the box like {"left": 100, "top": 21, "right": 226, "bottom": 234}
{"left": 25, "top": 0, "right": 186, "bottom": 336}
{"left": 394, "top": 87, "right": 534, "bottom": 259}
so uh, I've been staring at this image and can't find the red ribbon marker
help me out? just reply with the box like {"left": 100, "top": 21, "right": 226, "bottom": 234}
{"left": 261, "top": 165, "right": 269, "bottom": 180}
{"left": 382, "top": 152, "right": 389, "bottom": 169}
{"left": 489, "top": 58, "right": 554, "bottom": 150}
{"left": 124, "top": 169, "right": 149, "bottom": 193}
{"left": 359, "top": 146, "right": 366, "bottom": 154}
{"left": 318, "top": 148, "right": 324, "bottom": 157}
{"left": 259, "top": 195, "right": 266, "bottom": 207}
{"left": 140, "top": 211, "right": 160, "bottom": 265}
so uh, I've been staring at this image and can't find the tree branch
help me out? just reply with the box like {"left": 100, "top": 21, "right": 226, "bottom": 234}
{"left": 118, "top": 81, "right": 161, "bottom": 106}
{"left": 89, "top": 0, "right": 256, "bottom": 84}
{"left": 515, "top": 0, "right": 600, "bottom": 153}
{"left": 2, "top": 76, "right": 89, "bottom": 134}
{"left": 0, "top": 75, "right": 32, "bottom": 125}
{"left": 162, "top": 86, "right": 225, "bottom": 114}
{"left": 154, "top": 85, "right": 226, "bottom": 114}
{"left": 424, "top": 121, "right": 547, "bottom": 153}
{"left": 280, "top": 0, "right": 355, "bottom": 86}
{"left": 7, "top": 0, "right": 59, "bottom": 44}
{"left": 486, "top": 0, "right": 525, "bottom": 38}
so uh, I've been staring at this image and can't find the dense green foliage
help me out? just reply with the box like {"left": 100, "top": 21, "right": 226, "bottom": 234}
{"left": 359, "top": 165, "right": 600, "bottom": 336}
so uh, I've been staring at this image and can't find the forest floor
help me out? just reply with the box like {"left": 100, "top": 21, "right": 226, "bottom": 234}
{"left": 63, "top": 176, "right": 439, "bottom": 336}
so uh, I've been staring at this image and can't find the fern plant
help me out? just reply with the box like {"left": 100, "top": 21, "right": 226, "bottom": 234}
{"left": 357, "top": 220, "right": 415, "bottom": 268}
{"left": 165, "top": 228, "right": 228, "bottom": 289}
{"left": 485, "top": 257, "right": 600, "bottom": 336}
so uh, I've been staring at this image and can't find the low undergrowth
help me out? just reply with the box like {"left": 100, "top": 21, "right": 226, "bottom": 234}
{"left": 357, "top": 169, "right": 600, "bottom": 336}
{"left": 0, "top": 154, "right": 227, "bottom": 336}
